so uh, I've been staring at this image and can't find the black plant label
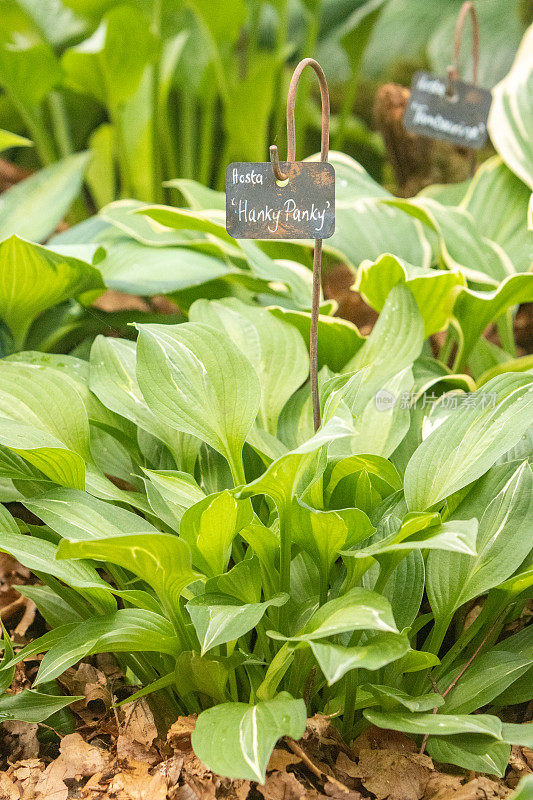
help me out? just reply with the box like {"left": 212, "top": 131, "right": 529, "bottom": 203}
{"left": 226, "top": 162, "right": 335, "bottom": 239}
{"left": 403, "top": 71, "right": 492, "bottom": 149}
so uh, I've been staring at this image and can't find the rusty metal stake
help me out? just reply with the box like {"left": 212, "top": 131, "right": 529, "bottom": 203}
{"left": 446, "top": 1, "right": 480, "bottom": 176}
{"left": 269, "top": 58, "right": 330, "bottom": 432}
{"left": 447, "top": 0, "right": 479, "bottom": 88}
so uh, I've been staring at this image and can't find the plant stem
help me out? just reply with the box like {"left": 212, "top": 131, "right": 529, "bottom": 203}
{"left": 15, "top": 101, "right": 56, "bottom": 165}
{"left": 150, "top": 0, "right": 164, "bottom": 203}
{"left": 180, "top": 92, "right": 195, "bottom": 179}
{"left": 110, "top": 106, "right": 132, "bottom": 197}
{"left": 342, "top": 669, "right": 358, "bottom": 742}
{"left": 438, "top": 328, "right": 455, "bottom": 367}
{"left": 47, "top": 92, "right": 73, "bottom": 157}
{"left": 496, "top": 312, "right": 516, "bottom": 356}
{"left": 278, "top": 503, "right": 292, "bottom": 632}
{"left": 199, "top": 91, "right": 216, "bottom": 186}
{"left": 227, "top": 449, "right": 246, "bottom": 487}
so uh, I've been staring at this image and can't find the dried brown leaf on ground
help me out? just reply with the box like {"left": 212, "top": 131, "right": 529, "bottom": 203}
{"left": 58, "top": 663, "right": 113, "bottom": 726}
{"left": 353, "top": 748, "right": 434, "bottom": 800}
{"left": 4, "top": 758, "right": 46, "bottom": 800}
{"left": 31, "top": 733, "right": 111, "bottom": 800}
{"left": 2, "top": 721, "right": 39, "bottom": 760}
{"left": 117, "top": 700, "right": 160, "bottom": 764}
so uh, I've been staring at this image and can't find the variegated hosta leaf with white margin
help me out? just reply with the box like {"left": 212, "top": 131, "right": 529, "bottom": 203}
{"left": 356, "top": 254, "right": 465, "bottom": 337}
{"left": 0, "top": 235, "right": 104, "bottom": 350}
{"left": 269, "top": 306, "right": 365, "bottom": 372}
{"left": 426, "top": 460, "right": 533, "bottom": 625}
{"left": 95, "top": 236, "right": 235, "bottom": 295}
{"left": 405, "top": 374, "right": 533, "bottom": 511}
{"left": 460, "top": 157, "right": 533, "bottom": 273}
{"left": 133, "top": 202, "right": 314, "bottom": 307}
{"left": 489, "top": 23, "right": 533, "bottom": 190}
{"left": 452, "top": 273, "right": 533, "bottom": 369}
{"left": 33, "top": 609, "right": 181, "bottom": 686}
{"left": 57, "top": 532, "right": 198, "bottom": 617}
{"left": 90, "top": 335, "right": 199, "bottom": 473}
{"left": 101, "top": 199, "right": 240, "bottom": 255}
{"left": 384, "top": 196, "right": 513, "bottom": 284}
{"left": 135, "top": 322, "right": 260, "bottom": 482}
{"left": 189, "top": 298, "right": 308, "bottom": 436}
{"left": 308, "top": 151, "right": 432, "bottom": 269}
{"left": 191, "top": 693, "right": 306, "bottom": 782}
{"left": 0, "top": 361, "right": 92, "bottom": 489}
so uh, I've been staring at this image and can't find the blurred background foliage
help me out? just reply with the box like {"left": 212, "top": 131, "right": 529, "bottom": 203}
{"left": 0, "top": 0, "right": 531, "bottom": 213}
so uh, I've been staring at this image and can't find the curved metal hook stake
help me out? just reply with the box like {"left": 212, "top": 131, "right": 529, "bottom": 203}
{"left": 269, "top": 58, "right": 331, "bottom": 431}
{"left": 447, "top": 1, "right": 479, "bottom": 87}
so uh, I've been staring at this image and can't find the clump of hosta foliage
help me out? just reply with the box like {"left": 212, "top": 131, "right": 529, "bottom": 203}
{"left": 0, "top": 285, "right": 532, "bottom": 781}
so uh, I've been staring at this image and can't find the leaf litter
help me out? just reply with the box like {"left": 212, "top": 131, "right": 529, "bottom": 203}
{"left": 0, "top": 670, "right": 529, "bottom": 800}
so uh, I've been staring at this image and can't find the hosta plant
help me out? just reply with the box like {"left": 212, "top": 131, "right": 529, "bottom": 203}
{"left": 0, "top": 286, "right": 532, "bottom": 780}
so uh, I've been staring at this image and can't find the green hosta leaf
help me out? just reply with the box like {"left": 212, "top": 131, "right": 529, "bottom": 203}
{"left": 310, "top": 631, "right": 410, "bottom": 685}
{"left": 190, "top": 298, "right": 308, "bottom": 436}
{"left": 269, "top": 307, "right": 365, "bottom": 372}
{"left": 16, "top": 583, "right": 83, "bottom": 628}
{"left": 238, "top": 415, "right": 356, "bottom": 509}
{"left": 0, "top": 129, "right": 31, "bottom": 153}
{"left": 453, "top": 274, "right": 533, "bottom": 368}
{"left": 0, "top": 153, "right": 92, "bottom": 244}
{"left": 143, "top": 469, "right": 204, "bottom": 528}
{"left": 343, "top": 518, "right": 478, "bottom": 557}
{"left": 0, "top": 620, "right": 15, "bottom": 694}
{"left": 89, "top": 336, "right": 198, "bottom": 471}
{"left": 356, "top": 254, "right": 465, "bottom": 337}
{"left": 0, "top": 35, "right": 60, "bottom": 109}
{"left": 292, "top": 501, "right": 374, "bottom": 577}
{"left": 427, "top": 461, "right": 533, "bottom": 622}
{"left": 96, "top": 237, "right": 232, "bottom": 295}
{"left": 404, "top": 374, "right": 533, "bottom": 510}
{"left": 0, "top": 360, "right": 93, "bottom": 488}
{"left": 309, "top": 152, "right": 431, "bottom": 269}
{"left": 0, "top": 690, "right": 84, "bottom": 724}
{"left": 461, "top": 156, "right": 533, "bottom": 273}
{"left": 384, "top": 196, "right": 511, "bottom": 284}
{"left": 364, "top": 709, "right": 503, "bottom": 739}
{"left": 57, "top": 532, "right": 198, "bottom": 615}
{"left": 136, "top": 205, "right": 235, "bottom": 247}
{"left": 175, "top": 651, "right": 231, "bottom": 704}
{"left": 325, "top": 455, "right": 401, "bottom": 502}
{"left": 62, "top": 5, "right": 156, "bottom": 107}
{"left": 427, "top": 735, "right": 510, "bottom": 777}
{"left": 0, "top": 505, "right": 115, "bottom": 614}
{"left": 501, "top": 723, "right": 533, "bottom": 748}
{"left": 362, "top": 684, "right": 444, "bottom": 712}
{"left": 191, "top": 693, "right": 306, "bottom": 783}
{"left": 440, "top": 651, "right": 532, "bottom": 715}
{"left": 187, "top": 593, "right": 288, "bottom": 655}
{"left": 269, "top": 587, "right": 397, "bottom": 642}
{"left": 34, "top": 609, "right": 180, "bottom": 685}
{"left": 136, "top": 322, "right": 260, "bottom": 478}
{"left": 25, "top": 488, "right": 157, "bottom": 541}
{"left": 489, "top": 23, "right": 533, "bottom": 190}
{"left": 0, "top": 236, "right": 103, "bottom": 349}
{"left": 179, "top": 491, "right": 241, "bottom": 577}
